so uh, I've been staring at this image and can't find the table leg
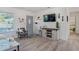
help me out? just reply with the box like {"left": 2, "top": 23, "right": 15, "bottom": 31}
{"left": 17, "top": 45, "right": 19, "bottom": 51}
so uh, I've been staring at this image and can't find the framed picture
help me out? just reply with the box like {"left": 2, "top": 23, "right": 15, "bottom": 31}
{"left": 35, "top": 22, "right": 38, "bottom": 24}
{"left": 62, "top": 16, "right": 64, "bottom": 21}
{"left": 37, "top": 16, "right": 40, "bottom": 20}
{"left": 67, "top": 16, "right": 68, "bottom": 22}
{"left": 58, "top": 13, "right": 60, "bottom": 19}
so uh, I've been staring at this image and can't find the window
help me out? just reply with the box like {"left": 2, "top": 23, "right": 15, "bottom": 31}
{"left": 0, "top": 13, "right": 14, "bottom": 33}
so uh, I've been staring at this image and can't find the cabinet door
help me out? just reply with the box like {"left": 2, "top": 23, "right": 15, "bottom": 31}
{"left": 42, "top": 30, "right": 46, "bottom": 37}
{"left": 52, "top": 30, "right": 56, "bottom": 40}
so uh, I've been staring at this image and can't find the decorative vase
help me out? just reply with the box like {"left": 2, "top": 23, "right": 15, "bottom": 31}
{"left": 56, "top": 22, "right": 59, "bottom": 28}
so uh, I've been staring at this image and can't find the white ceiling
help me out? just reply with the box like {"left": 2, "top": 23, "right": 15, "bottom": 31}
{"left": 15, "top": 7, "right": 52, "bottom": 12}
{"left": 15, "top": 7, "right": 79, "bottom": 13}
{"left": 68, "top": 7, "right": 79, "bottom": 13}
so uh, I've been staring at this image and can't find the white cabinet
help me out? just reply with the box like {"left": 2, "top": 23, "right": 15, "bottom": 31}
{"left": 42, "top": 28, "right": 58, "bottom": 40}
{"left": 52, "top": 30, "right": 57, "bottom": 40}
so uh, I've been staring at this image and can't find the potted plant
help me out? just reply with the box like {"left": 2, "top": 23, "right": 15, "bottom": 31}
{"left": 73, "top": 28, "right": 75, "bottom": 32}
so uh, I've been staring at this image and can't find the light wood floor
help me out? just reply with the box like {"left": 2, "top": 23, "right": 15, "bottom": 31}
{"left": 16, "top": 34, "right": 79, "bottom": 51}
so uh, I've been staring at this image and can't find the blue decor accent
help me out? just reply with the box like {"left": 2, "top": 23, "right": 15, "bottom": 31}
{"left": 0, "top": 39, "right": 11, "bottom": 50}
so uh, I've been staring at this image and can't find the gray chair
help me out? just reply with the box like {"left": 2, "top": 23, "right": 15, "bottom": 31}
{"left": 17, "top": 28, "right": 28, "bottom": 38}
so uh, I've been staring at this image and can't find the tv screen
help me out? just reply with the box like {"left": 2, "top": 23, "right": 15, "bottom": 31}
{"left": 44, "top": 14, "right": 56, "bottom": 22}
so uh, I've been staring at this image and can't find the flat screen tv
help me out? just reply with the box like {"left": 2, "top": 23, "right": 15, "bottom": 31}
{"left": 43, "top": 14, "right": 56, "bottom": 22}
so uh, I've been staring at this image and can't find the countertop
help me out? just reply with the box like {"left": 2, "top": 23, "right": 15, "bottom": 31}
{"left": 42, "top": 28, "right": 59, "bottom": 30}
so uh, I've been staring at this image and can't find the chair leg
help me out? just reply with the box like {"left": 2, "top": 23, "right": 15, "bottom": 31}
{"left": 17, "top": 45, "right": 19, "bottom": 51}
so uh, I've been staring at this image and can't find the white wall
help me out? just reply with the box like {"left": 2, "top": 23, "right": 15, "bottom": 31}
{"left": 33, "top": 8, "right": 69, "bottom": 40}
{"left": 75, "top": 16, "right": 79, "bottom": 33}
{"left": 70, "top": 16, "right": 76, "bottom": 32}
{"left": 70, "top": 16, "right": 75, "bottom": 25}
{"left": 68, "top": 7, "right": 79, "bottom": 13}
{"left": 0, "top": 7, "right": 33, "bottom": 38}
